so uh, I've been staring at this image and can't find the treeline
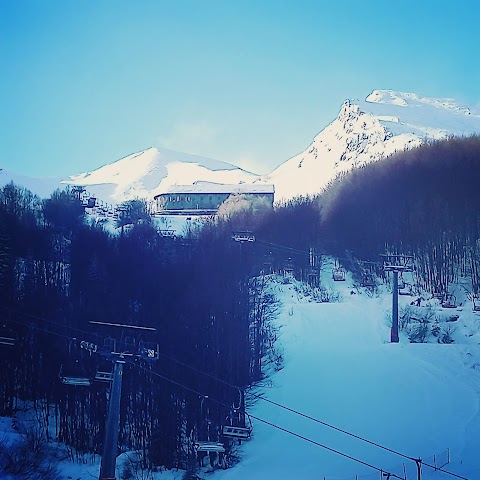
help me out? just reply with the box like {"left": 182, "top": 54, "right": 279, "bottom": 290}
{"left": 320, "top": 135, "right": 480, "bottom": 294}
{"left": 0, "top": 184, "right": 278, "bottom": 473}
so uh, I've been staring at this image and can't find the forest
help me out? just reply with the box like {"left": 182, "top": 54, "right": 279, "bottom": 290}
{"left": 1, "top": 135, "right": 479, "bottom": 477}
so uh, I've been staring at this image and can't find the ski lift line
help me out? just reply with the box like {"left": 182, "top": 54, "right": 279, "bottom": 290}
{"left": 255, "top": 239, "right": 385, "bottom": 268}
{"left": 152, "top": 350, "right": 469, "bottom": 479}
{"left": 130, "top": 362, "right": 403, "bottom": 480}
{"left": 154, "top": 350, "right": 413, "bottom": 458}
{"left": 1, "top": 309, "right": 467, "bottom": 479}
{"left": 2, "top": 317, "right": 468, "bottom": 480}
{"left": 89, "top": 321, "right": 157, "bottom": 331}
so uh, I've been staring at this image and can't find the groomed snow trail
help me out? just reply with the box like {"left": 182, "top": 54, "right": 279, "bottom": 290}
{"left": 214, "top": 270, "right": 479, "bottom": 480}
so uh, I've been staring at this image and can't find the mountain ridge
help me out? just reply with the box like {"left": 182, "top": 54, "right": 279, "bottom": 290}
{"left": 2, "top": 90, "right": 479, "bottom": 203}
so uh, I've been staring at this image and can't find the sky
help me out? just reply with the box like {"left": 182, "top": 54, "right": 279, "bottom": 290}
{"left": 1, "top": 0, "right": 479, "bottom": 178}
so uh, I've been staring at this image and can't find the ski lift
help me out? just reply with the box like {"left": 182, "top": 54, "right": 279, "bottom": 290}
{"left": 284, "top": 257, "right": 294, "bottom": 278}
{"left": 59, "top": 340, "right": 91, "bottom": 386}
{"left": 138, "top": 341, "right": 159, "bottom": 361}
{"left": 222, "top": 389, "right": 252, "bottom": 440}
{"left": 95, "top": 363, "right": 114, "bottom": 382}
{"left": 196, "top": 396, "right": 225, "bottom": 453}
{"left": 59, "top": 363, "right": 91, "bottom": 386}
{"left": 158, "top": 229, "right": 176, "bottom": 238}
{"left": 103, "top": 336, "right": 117, "bottom": 354}
{"left": 441, "top": 294, "right": 457, "bottom": 309}
{"left": 263, "top": 252, "right": 273, "bottom": 274}
{"left": 232, "top": 231, "right": 255, "bottom": 243}
{"left": 398, "top": 282, "right": 413, "bottom": 296}
{"left": 195, "top": 441, "right": 225, "bottom": 453}
{"left": 397, "top": 273, "right": 406, "bottom": 290}
{"left": 332, "top": 267, "right": 346, "bottom": 282}
{"left": 307, "top": 267, "right": 319, "bottom": 287}
{"left": 123, "top": 336, "right": 136, "bottom": 354}
{"left": 472, "top": 295, "right": 480, "bottom": 312}
{"left": 362, "top": 271, "right": 375, "bottom": 288}
{"left": 0, "top": 325, "right": 15, "bottom": 347}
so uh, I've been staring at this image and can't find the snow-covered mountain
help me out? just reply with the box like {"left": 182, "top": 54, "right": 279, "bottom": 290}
{"left": 263, "top": 90, "right": 480, "bottom": 200}
{"left": 2, "top": 90, "right": 479, "bottom": 204}
{"left": 62, "top": 147, "right": 259, "bottom": 203}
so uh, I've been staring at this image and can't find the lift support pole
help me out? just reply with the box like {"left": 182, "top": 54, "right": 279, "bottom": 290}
{"left": 391, "top": 270, "right": 399, "bottom": 343}
{"left": 99, "top": 359, "right": 124, "bottom": 480}
{"left": 382, "top": 254, "right": 413, "bottom": 344}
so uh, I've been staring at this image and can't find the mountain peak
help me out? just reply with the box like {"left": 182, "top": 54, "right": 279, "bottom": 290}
{"left": 264, "top": 90, "right": 480, "bottom": 201}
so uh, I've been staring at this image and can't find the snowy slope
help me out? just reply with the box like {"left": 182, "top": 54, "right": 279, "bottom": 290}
{"left": 212, "top": 263, "right": 480, "bottom": 480}
{"left": 63, "top": 147, "right": 259, "bottom": 203}
{"left": 263, "top": 90, "right": 480, "bottom": 200}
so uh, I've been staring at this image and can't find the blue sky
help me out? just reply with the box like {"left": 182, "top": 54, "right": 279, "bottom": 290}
{"left": 1, "top": 0, "right": 479, "bottom": 177}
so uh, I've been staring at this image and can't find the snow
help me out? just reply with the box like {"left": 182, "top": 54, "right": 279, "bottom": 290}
{"left": 263, "top": 90, "right": 480, "bottom": 201}
{"left": 2, "top": 90, "right": 479, "bottom": 207}
{"left": 212, "top": 260, "right": 480, "bottom": 480}
{"left": 2, "top": 259, "right": 480, "bottom": 479}
{"left": 158, "top": 182, "right": 274, "bottom": 195}
{"left": 64, "top": 147, "right": 259, "bottom": 204}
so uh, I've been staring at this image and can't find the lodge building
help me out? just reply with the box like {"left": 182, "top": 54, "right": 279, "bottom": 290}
{"left": 154, "top": 182, "right": 275, "bottom": 215}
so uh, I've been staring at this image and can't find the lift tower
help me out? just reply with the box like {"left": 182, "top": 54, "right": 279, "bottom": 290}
{"left": 381, "top": 254, "right": 413, "bottom": 343}
{"left": 90, "top": 321, "right": 159, "bottom": 480}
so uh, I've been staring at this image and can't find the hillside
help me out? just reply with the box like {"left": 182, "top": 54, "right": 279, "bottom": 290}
{"left": 3, "top": 262, "right": 479, "bottom": 479}
{"left": 264, "top": 90, "right": 480, "bottom": 200}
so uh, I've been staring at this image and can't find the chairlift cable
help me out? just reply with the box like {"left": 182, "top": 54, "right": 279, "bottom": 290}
{"left": 152, "top": 350, "right": 469, "bottom": 479}
{"left": 130, "top": 362, "right": 404, "bottom": 480}
{"left": 0, "top": 308, "right": 469, "bottom": 479}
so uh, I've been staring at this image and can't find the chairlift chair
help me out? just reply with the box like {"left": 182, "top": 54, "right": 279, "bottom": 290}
{"left": 441, "top": 294, "right": 457, "bottom": 309}
{"left": 195, "top": 441, "right": 225, "bottom": 453}
{"left": 398, "top": 282, "right": 413, "bottom": 296}
{"left": 397, "top": 273, "right": 406, "bottom": 290}
{"left": 122, "top": 335, "right": 136, "bottom": 354}
{"left": 94, "top": 360, "right": 114, "bottom": 382}
{"left": 195, "top": 396, "right": 225, "bottom": 454}
{"left": 103, "top": 336, "right": 117, "bottom": 354}
{"left": 138, "top": 341, "right": 159, "bottom": 360}
{"left": 232, "top": 231, "right": 255, "bottom": 243}
{"left": 222, "top": 388, "right": 252, "bottom": 440}
{"left": 59, "top": 364, "right": 91, "bottom": 387}
{"left": 362, "top": 271, "right": 375, "bottom": 288}
{"left": 332, "top": 267, "right": 346, "bottom": 282}
{"left": 284, "top": 257, "right": 294, "bottom": 278}
{"left": 222, "top": 412, "right": 252, "bottom": 440}
{"left": 472, "top": 295, "right": 480, "bottom": 312}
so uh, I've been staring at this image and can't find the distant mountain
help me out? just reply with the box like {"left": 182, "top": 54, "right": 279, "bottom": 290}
{"left": 2, "top": 90, "right": 479, "bottom": 204}
{"left": 262, "top": 90, "right": 480, "bottom": 200}
{"left": 62, "top": 147, "right": 259, "bottom": 203}
{"left": 0, "top": 168, "right": 64, "bottom": 199}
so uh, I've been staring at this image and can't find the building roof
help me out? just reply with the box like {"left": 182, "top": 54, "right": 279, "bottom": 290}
{"left": 155, "top": 182, "right": 275, "bottom": 197}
